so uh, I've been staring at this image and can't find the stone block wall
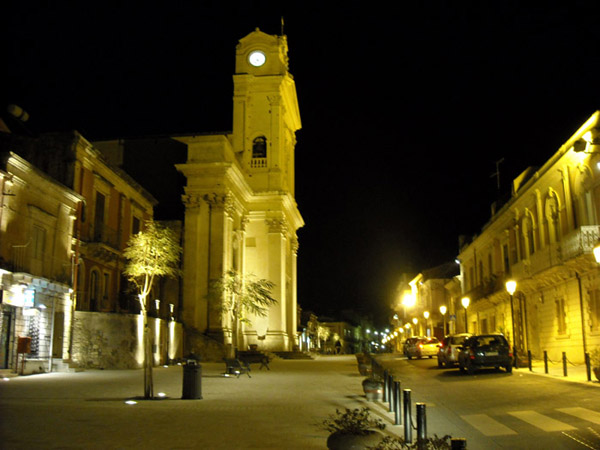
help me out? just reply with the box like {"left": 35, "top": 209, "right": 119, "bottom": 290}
{"left": 72, "top": 311, "right": 182, "bottom": 369}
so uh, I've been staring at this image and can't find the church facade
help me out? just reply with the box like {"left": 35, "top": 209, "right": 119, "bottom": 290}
{"left": 176, "top": 29, "right": 304, "bottom": 352}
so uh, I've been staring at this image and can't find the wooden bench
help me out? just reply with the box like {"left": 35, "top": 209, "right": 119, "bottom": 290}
{"left": 237, "top": 351, "right": 271, "bottom": 371}
{"left": 223, "top": 358, "right": 251, "bottom": 378}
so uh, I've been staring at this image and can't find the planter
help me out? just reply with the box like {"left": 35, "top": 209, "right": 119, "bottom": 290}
{"left": 327, "top": 430, "right": 384, "bottom": 450}
{"left": 362, "top": 378, "right": 383, "bottom": 402}
{"left": 357, "top": 363, "right": 372, "bottom": 376}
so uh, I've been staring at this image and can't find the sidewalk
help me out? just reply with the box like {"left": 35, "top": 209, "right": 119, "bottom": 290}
{"left": 520, "top": 358, "right": 600, "bottom": 385}
{"left": 0, "top": 355, "right": 406, "bottom": 449}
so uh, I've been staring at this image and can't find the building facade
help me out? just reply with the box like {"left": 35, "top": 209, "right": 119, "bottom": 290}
{"left": 177, "top": 29, "right": 304, "bottom": 353}
{"left": 0, "top": 151, "right": 82, "bottom": 372}
{"left": 458, "top": 111, "right": 600, "bottom": 364}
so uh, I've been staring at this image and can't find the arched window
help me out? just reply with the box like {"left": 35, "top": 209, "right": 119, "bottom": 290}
{"left": 252, "top": 136, "right": 267, "bottom": 158}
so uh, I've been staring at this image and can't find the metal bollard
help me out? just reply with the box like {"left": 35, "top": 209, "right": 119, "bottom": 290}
{"left": 403, "top": 389, "right": 412, "bottom": 444}
{"left": 544, "top": 350, "right": 548, "bottom": 374}
{"left": 394, "top": 380, "right": 402, "bottom": 425}
{"left": 563, "top": 352, "right": 567, "bottom": 377}
{"left": 388, "top": 373, "right": 395, "bottom": 412}
{"left": 528, "top": 350, "right": 532, "bottom": 371}
{"left": 513, "top": 346, "right": 519, "bottom": 368}
{"left": 383, "top": 369, "right": 388, "bottom": 401}
{"left": 585, "top": 353, "right": 592, "bottom": 382}
{"left": 416, "top": 403, "right": 427, "bottom": 443}
{"left": 450, "top": 438, "right": 467, "bottom": 449}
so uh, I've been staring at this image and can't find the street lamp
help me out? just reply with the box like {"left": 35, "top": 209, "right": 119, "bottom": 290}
{"left": 461, "top": 297, "right": 470, "bottom": 333}
{"left": 506, "top": 280, "right": 517, "bottom": 367}
{"left": 439, "top": 305, "right": 447, "bottom": 336}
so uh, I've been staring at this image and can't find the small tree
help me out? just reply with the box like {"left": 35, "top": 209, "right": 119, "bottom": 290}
{"left": 123, "top": 220, "right": 181, "bottom": 399}
{"left": 209, "top": 270, "right": 277, "bottom": 357}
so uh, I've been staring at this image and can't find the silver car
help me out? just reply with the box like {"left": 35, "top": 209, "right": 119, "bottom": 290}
{"left": 437, "top": 333, "right": 471, "bottom": 367}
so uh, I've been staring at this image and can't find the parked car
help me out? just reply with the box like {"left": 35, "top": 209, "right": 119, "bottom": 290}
{"left": 403, "top": 337, "right": 422, "bottom": 358}
{"left": 437, "top": 333, "right": 472, "bottom": 367}
{"left": 406, "top": 337, "right": 440, "bottom": 359}
{"left": 457, "top": 333, "right": 513, "bottom": 374}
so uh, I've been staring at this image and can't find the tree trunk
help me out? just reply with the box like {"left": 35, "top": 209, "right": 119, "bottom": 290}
{"left": 143, "top": 312, "right": 154, "bottom": 399}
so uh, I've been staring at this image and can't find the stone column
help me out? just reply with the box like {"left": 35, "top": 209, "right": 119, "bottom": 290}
{"left": 266, "top": 217, "right": 288, "bottom": 350}
{"left": 289, "top": 236, "right": 299, "bottom": 350}
{"left": 181, "top": 194, "right": 206, "bottom": 332}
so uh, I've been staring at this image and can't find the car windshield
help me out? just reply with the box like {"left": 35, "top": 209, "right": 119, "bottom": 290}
{"left": 423, "top": 338, "right": 439, "bottom": 344}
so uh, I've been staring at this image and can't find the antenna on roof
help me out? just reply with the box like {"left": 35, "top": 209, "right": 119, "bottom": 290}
{"left": 490, "top": 158, "right": 504, "bottom": 191}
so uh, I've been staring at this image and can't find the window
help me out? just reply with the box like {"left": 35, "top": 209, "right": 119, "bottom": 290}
{"left": 503, "top": 244, "right": 510, "bottom": 273}
{"left": 94, "top": 192, "right": 106, "bottom": 240}
{"left": 90, "top": 269, "right": 100, "bottom": 311}
{"left": 103, "top": 273, "right": 110, "bottom": 299}
{"left": 132, "top": 216, "right": 141, "bottom": 236}
{"left": 252, "top": 136, "right": 267, "bottom": 158}
{"left": 488, "top": 253, "right": 493, "bottom": 279}
{"left": 556, "top": 298, "right": 567, "bottom": 335}
{"left": 32, "top": 225, "right": 46, "bottom": 260}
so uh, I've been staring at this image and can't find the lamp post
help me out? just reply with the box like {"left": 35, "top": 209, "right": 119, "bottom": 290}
{"left": 506, "top": 280, "right": 517, "bottom": 367}
{"left": 440, "top": 305, "right": 447, "bottom": 336}
{"left": 461, "top": 297, "right": 470, "bottom": 333}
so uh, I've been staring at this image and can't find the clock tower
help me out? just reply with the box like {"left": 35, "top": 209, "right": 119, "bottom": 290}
{"left": 176, "top": 28, "right": 304, "bottom": 354}
{"left": 232, "top": 28, "right": 301, "bottom": 195}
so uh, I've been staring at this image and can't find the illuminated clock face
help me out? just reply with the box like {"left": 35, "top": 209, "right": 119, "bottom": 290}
{"left": 248, "top": 50, "right": 266, "bottom": 67}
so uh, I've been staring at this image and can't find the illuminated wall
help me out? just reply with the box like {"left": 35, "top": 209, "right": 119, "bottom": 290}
{"left": 457, "top": 111, "right": 600, "bottom": 363}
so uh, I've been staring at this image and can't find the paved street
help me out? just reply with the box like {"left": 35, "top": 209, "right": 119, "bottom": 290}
{"left": 1, "top": 354, "right": 600, "bottom": 449}
{"left": 376, "top": 354, "right": 600, "bottom": 449}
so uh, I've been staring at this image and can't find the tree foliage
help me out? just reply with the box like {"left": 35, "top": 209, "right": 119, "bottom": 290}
{"left": 123, "top": 220, "right": 181, "bottom": 311}
{"left": 209, "top": 270, "right": 277, "bottom": 325}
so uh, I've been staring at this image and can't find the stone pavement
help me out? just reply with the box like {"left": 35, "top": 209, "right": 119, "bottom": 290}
{"left": 0, "top": 355, "right": 411, "bottom": 449}
{"left": 1, "top": 354, "right": 597, "bottom": 449}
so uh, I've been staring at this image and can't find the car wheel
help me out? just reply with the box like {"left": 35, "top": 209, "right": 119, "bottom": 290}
{"left": 505, "top": 365, "right": 513, "bottom": 373}
{"left": 437, "top": 358, "right": 444, "bottom": 368}
{"left": 407, "top": 354, "right": 412, "bottom": 360}
{"left": 429, "top": 355, "right": 433, "bottom": 359}
{"left": 459, "top": 364, "right": 466, "bottom": 373}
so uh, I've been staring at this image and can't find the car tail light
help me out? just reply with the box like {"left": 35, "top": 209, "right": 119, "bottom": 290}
{"left": 469, "top": 349, "right": 475, "bottom": 360}
{"left": 418, "top": 344, "right": 423, "bottom": 349}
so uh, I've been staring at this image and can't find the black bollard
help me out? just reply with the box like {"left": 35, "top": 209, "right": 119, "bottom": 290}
{"left": 388, "top": 373, "right": 395, "bottom": 412}
{"left": 528, "top": 350, "right": 532, "bottom": 371}
{"left": 563, "top": 352, "right": 567, "bottom": 377}
{"left": 586, "top": 353, "right": 592, "bottom": 382}
{"left": 383, "top": 369, "right": 388, "bottom": 401}
{"left": 450, "top": 438, "right": 467, "bottom": 449}
{"left": 403, "top": 389, "right": 412, "bottom": 444}
{"left": 544, "top": 350, "right": 548, "bottom": 374}
{"left": 394, "top": 380, "right": 402, "bottom": 425}
{"left": 416, "top": 403, "right": 427, "bottom": 444}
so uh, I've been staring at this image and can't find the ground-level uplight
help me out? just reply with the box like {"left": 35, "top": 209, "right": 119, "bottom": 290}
{"left": 125, "top": 400, "right": 137, "bottom": 405}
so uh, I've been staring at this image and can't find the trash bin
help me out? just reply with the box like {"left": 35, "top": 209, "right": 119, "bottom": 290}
{"left": 182, "top": 359, "right": 202, "bottom": 399}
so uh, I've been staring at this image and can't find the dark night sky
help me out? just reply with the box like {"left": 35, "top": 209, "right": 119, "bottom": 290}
{"left": 4, "top": 2, "right": 600, "bottom": 325}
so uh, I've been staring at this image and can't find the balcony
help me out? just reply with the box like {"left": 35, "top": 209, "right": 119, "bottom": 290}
{"left": 91, "top": 223, "right": 121, "bottom": 249}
